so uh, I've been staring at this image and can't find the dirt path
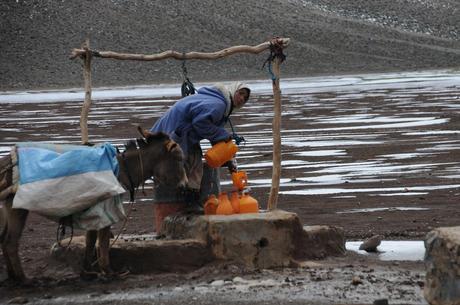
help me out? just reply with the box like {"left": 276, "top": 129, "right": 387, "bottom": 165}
{"left": 1, "top": 255, "right": 427, "bottom": 305}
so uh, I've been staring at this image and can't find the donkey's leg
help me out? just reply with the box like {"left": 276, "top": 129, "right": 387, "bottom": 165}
{"left": 1, "top": 198, "right": 29, "bottom": 282}
{"left": 97, "top": 226, "right": 112, "bottom": 274}
{"left": 83, "top": 230, "right": 98, "bottom": 272}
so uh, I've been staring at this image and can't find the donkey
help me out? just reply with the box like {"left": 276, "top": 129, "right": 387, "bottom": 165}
{"left": 0, "top": 126, "right": 187, "bottom": 283}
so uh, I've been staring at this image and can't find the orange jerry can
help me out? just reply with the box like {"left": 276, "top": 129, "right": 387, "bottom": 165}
{"left": 239, "top": 193, "right": 259, "bottom": 214}
{"left": 204, "top": 194, "right": 219, "bottom": 215}
{"left": 216, "top": 192, "right": 234, "bottom": 215}
{"left": 231, "top": 171, "right": 248, "bottom": 191}
{"left": 230, "top": 191, "right": 240, "bottom": 214}
{"left": 205, "top": 141, "right": 238, "bottom": 168}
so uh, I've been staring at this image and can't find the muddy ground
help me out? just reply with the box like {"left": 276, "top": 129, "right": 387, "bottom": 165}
{"left": 1, "top": 72, "right": 459, "bottom": 304}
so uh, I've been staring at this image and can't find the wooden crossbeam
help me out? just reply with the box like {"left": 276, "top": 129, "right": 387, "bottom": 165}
{"left": 70, "top": 38, "right": 289, "bottom": 61}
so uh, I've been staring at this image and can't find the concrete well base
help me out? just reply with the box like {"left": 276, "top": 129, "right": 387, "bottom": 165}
{"left": 52, "top": 210, "right": 345, "bottom": 273}
{"left": 162, "top": 209, "right": 346, "bottom": 269}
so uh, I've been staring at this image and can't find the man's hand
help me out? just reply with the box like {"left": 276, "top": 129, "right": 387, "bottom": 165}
{"left": 224, "top": 158, "right": 238, "bottom": 173}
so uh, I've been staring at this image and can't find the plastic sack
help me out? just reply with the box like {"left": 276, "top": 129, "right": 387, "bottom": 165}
{"left": 12, "top": 142, "right": 125, "bottom": 218}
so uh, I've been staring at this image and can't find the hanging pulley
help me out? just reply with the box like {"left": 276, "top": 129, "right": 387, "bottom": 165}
{"left": 181, "top": 56, "right": 196, "bottom": 97}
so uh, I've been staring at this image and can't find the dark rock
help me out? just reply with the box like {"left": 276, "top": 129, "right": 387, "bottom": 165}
{"left": 359, "top": 235, "right": 383, "bottom": 252}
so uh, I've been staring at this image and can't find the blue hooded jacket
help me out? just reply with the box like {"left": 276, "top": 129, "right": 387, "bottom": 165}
{"left": 150, "top": 87, "right": 231, "bottom": 154}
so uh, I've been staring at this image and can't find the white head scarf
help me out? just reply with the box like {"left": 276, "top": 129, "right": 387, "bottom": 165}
{"left": 213, "top": 82, "right": 251, "bottom": 116}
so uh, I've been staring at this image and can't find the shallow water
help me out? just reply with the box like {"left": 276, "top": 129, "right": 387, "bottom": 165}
{"left": 346, "top": 240, "right": 425, "bottom": 261}
{"left": 1, "top": 69, "right": 459, "bottom": 202}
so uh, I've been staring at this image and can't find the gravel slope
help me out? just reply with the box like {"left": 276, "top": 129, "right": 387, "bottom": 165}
{"left": 0, "top": 0, "right": 459, "bottom": 90}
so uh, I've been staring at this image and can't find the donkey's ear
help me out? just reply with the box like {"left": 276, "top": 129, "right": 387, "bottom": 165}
{"left": 165, "top": 140, "right": 178, "bottom": 152}
{"left": 137, "top": 125, "right": 151, "bottom": 139}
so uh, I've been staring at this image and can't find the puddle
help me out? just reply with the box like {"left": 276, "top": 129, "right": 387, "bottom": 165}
{"left": 371, "top": 192, "right": 428, "bottom": 196}
{"left": 378, "top": 152, "right": 435, "bottom": 159}
{"left": 337, "top": 207, "right": 430, "bottom": 214}
{"left": 346, "top": 240, "right": 425, "bottom": 261}
{"left": 280, "top": 183, "right": 460, "bottom": 195}
{"left": 293, "top": 149, "right": 347, "bottom": 157}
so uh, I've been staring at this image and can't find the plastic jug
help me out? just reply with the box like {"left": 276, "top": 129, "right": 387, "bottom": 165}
{"left": 231, "top": 171, "right": 248, "bottom": 191}
{"left": 229, "top": 191, "right": 240, "bottom": 214}
{"left": 205, "top": 141, "right": 238, "bottom": 168}
{"left": 204, "top": 194, "right": 219, "bottom": 215}
{"left": 216, "top": 192, "right": 234, "bottom": 215}
{"left": 239, "top": 193, "right": 259, "bottom": 214}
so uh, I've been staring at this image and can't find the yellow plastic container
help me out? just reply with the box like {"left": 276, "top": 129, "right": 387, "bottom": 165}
{"left": 204, "top": 194, "right": 219, "bottom": 215}
{"left": 205, "top": 141, "right": 238, "bottom": 168}
{"left": 239, "top": 193, "right": 259, "bottom": 214}
{"left": 216, "top": 192, "right": 234, "bottom": 215}
{"left": 231, "top": 171, "right": 248, "bottom": 191}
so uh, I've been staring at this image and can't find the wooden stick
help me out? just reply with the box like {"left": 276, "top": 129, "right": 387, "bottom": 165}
{"left": 70, "top": 38, "right": 290, "bottom": 61}
{"left": 267, "top": 57, "right": 282, "bottom": 211}
{"left": 80, "top": 39, "right": 92, "bottom": 144}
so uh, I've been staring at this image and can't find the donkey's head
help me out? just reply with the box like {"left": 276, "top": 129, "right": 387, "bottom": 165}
{"left": 136, "top": 126, "right": 188, "bottom": 189}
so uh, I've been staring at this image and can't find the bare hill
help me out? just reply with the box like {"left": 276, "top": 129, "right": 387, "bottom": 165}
{"left": 0, "top": 0, "right": 459, "bottom": 90}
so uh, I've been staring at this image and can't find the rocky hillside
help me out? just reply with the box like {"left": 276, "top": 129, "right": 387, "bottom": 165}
{"left": 0, "top": 0, "right": 459, "bottom": 90}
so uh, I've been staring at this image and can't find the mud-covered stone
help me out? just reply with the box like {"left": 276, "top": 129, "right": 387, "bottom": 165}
{"left": 424, "top": 226, "right": 460, "bottom": 305}
{"left": 294, "top": 225, "right": 346, "bottom": 259}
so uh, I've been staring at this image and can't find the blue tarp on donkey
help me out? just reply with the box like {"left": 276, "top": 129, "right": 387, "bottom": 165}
{"left": 12, "top": 142, "right": 125, "bottom": 219}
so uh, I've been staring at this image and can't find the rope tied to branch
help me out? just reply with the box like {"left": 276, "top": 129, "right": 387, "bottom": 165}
{"left": 262, "top": 38, "right": 287, "bottom": 82}
{"left": 90, "top": 50, "right": 101, "bottom": 57}
{"left": 79, "top": 43, "right": 101, "bottom": 58}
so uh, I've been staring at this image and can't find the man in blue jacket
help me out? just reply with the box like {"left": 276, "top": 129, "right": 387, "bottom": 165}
{"left": 151, "top": 82, "right": 251, "bottom": 213}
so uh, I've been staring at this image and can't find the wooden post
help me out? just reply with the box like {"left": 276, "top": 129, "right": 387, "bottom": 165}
{"left": 80, "top": 39, "right": 92, "bottom": 144}
{"left": 267, "top": 56, "right": 282, "bottom": 211}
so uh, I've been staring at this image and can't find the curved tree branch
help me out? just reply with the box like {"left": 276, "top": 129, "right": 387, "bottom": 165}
{"left": 70, "top": 38, "right": 290, "bottom": 61}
